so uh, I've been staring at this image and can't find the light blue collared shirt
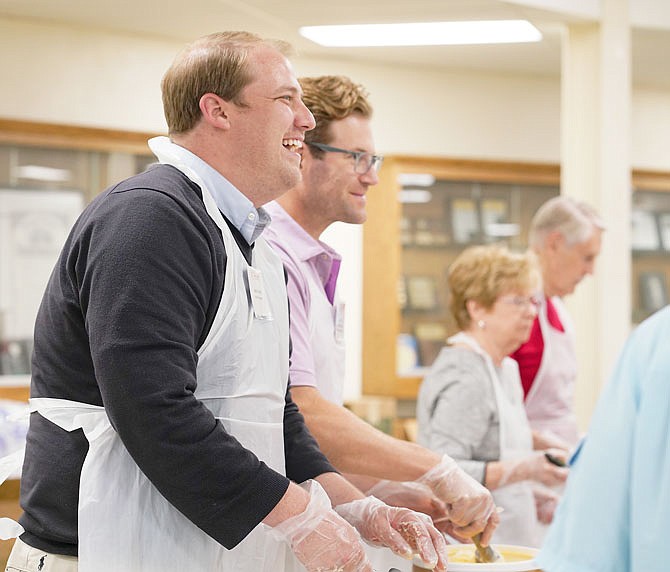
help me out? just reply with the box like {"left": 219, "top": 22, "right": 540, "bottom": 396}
{"left": 537, "top": 305, "right": 670, "bottom": 572}
{"left": 148, "top": 136, "right": 270, "bottom": 244}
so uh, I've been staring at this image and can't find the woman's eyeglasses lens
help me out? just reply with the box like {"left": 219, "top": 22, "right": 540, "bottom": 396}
{"left": 500, "top": 295, "right": 540, "bottom": 309}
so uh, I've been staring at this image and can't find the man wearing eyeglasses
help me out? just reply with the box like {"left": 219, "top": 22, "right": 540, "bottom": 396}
{"left": 263, "top": 76, "right": 499, "bottom": 567}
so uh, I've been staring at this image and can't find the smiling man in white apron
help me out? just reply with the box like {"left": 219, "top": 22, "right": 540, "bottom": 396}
{"left": 0, "top": 32, "right": 448, "bottom": 572}
{"left": 510, "top": 196, "right": 604, "bottom": 449}
{"left": 263, "top": 75, "right": 500, "bottom": 570}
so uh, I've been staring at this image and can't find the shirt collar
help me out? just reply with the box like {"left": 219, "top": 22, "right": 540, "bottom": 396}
{"left": 265, "top": 200, "right": 341, "bottom": 285}
{"left": 148, "top": 136, "right": 269, "bottom": 244}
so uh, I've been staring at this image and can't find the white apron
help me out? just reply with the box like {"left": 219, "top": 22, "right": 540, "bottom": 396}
{"left": 1, "top": 149, "right": 292, "bottom": 571}
{"left": 306, "top": 267, "right": 345, "bottom": 406}
{"left": 524, "top": 296, "right": 579, "bottom": 446}
{"left": 448, "top": 333, "right": 539, "bottom": 548}
{"left": 0, "top": 449, "right": 25, "bottom": 540}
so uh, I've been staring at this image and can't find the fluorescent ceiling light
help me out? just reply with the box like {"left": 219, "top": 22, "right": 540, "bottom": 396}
{"left": 397, "top": 173, "right": 435, "bottom": 187}
{"left": 15, "top": 165, "right": 70, "bottom": 182}
{"left": 399, "top": 189, "right": 433, "bottom": 204}
{"left": 300, "top": 20, "right": 542, "bottom": 47}
{"left": 486, "top": 223, "right": 520, "bottom": 237}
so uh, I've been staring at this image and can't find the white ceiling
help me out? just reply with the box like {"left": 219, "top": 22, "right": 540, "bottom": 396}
{"left": 1, "top": 0, "right": 669, "bottom": 87}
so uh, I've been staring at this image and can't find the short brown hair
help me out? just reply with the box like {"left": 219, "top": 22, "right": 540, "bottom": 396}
{"left": 448, "top": 245, "right": 539, "bottom": 330}
{"left": 299, "top": 75, "right": 372, "bottom": 154}
{"left": 162, "top": 31, "right": 292, "bottom": 135}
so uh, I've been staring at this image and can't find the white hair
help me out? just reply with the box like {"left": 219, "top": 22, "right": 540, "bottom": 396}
{"left": 529, "top": 196, "right": 605, "bottom": 248}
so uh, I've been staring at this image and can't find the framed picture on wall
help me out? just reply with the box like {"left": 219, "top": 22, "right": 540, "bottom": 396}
{"left": 414, "top": 322, "right": 447, "bottom": 367}
{"left": 481, "top": 197, "right": 509, "bottom": 241}
{"left": 631, "top": 210, "right": 660, "bottom": 251}
{"left": 451, "top": 198, "right": 479, "bottom": 244}
{"left": 397, "top": 276, "right": 408, "bottom": 310}
{"left": 0, "top": 189, "right": 84, "bottom": 387}
{"left": 406, "top": 276, "right": 439, "bottom": 311}
{"left": 639, "top": 271, "right": 669, "bottom": 313}
{"left": 396, "top": 334, "right": 419, "bottom": 375}
{"left": 658, "top": 213, "right": 670, "bottom": 252}
{"left": 0, "top": 339, "right": 32, "bottom": 376}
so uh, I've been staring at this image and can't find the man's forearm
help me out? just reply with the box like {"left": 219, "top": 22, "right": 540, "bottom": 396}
{"left": 315, "top": 472, "right": 366, "bottom": 506}
{"left": 291, "top": 386, "right": 440, "bottom": 481}
{"left": 343, "top": 474, "right": 380, "bottom": 494}
{"left": 263, "top": 481, "right": 311, "bottom": 526}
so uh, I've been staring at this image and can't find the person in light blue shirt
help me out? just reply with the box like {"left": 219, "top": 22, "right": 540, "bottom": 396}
{"left": 537, "top": 305, "right": 670, "bottom": 572}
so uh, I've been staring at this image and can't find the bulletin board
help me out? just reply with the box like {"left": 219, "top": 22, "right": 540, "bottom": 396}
{"left": 0, "top": 189, "right": 84, "bottom": 387}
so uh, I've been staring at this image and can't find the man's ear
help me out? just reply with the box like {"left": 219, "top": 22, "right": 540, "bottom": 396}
{"left": 198, "top": 93, "right": 232, "bottom": 130}
{"left": 545, "top": 230, "right": 565, "bottom": 253}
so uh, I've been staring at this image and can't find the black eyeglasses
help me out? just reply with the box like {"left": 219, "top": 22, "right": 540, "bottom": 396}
{"left": 306, "top": 142, "right": 384, "bottom": 175}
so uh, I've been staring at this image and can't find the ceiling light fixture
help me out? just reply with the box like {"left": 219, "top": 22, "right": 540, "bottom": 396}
{"left": 15, "top": 165, "right": 71, "bottom": 182}
{"left": 398, "top": 189, "right": 433, "bottom": 204}
{"left": 300, "top": 20, "right": 542, "bottom": 47}
{"left": 398, "top": 173, "right": 436, "bottom": 187}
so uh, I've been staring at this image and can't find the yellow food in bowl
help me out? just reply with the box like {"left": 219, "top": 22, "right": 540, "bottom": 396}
{"left": 412, "top": 543, "right": 541, "bottom": 571}
{"left": 448, "top": 545, "right": 534, "bottom": 563}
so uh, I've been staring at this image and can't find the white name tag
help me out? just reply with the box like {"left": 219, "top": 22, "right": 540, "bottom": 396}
{"left": 247, "top": 265, "right": 273, "bottom": 321}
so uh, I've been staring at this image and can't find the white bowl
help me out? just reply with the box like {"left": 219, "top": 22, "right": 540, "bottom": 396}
{"left": 413, "top": 543, "right": 540, "bottom": 572}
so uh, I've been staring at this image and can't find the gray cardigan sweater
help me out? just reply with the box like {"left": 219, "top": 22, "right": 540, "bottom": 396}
{"left": 416, "top": 346, "right": 501, "bottom": 483}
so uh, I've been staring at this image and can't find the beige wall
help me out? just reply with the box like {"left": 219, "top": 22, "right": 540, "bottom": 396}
{"left": 3, "top": 17, "right": 668, "bottom": 168}
{"left": 296, "top": 57, "right": 562, "bottom": 162}
{"left": 2, "top": 16, "right": 670, "bottom": 410}
{"left": 0, "top": 18, "right": 565, "bottom": 162}
{"left": 0, "top": 19, "right": 172, "bottom": 132}
{"left": 632, "top": 87, "right": 670, "bottom": 169}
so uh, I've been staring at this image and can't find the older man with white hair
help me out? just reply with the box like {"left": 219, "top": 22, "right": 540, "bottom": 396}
{"left": 510, "top": 196, "right": 604, "bottom": 449}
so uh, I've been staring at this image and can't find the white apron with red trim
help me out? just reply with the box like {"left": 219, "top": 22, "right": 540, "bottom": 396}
{"left": 524, "top": 296, "right": 579, "bottom": 446}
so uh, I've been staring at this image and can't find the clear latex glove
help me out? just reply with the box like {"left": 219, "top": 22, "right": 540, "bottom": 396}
{"left": 499, "top": 450, "right": 569, "bottom": 489}
{"left": 269, "top": 480, "right": 372, "bottom": 572}
{"left": 417, "top": 455, "right": 497, "bottom": 543}
{"left": 532, "top": 429, "right": 571, "bottom": 452}
{"left": 533, "top": 484, "right": 560, "bottom": 525}
{"left": 334, "top": 496, "right": 448, "bottom": 572}
{"left": 365, "top": 480, "right": 448, "bottom": 524}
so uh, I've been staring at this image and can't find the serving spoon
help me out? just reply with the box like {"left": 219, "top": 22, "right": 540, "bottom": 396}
{"left": 473, "top": 532, "right": 502, "bottom": 563}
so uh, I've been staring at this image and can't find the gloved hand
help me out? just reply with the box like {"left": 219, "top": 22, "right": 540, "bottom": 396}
{"left": 269, "top": 480, "right": 372, "bottom": 572}
{"left": 532, "top": 429, "right": 571, "bottom": 452}
{"left": 334, "top": 496, "right": 448, "bottom": 572}
{"left": 503, "top": 450, "right": 568, "bottom": 488}
{"left": 417, "top": 455, "right": 498, "bottom": 543}
{"left": 533, "top": 484, "right": 561, "bottom": 525}
{"left": 365, "top": 480, "right": 449, "bottom": 526}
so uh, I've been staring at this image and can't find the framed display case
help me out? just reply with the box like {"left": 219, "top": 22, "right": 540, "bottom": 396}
{"left": 362, "top": 156, "right": 560, "bottom": 398}
{"left": 363, "top": 158, "right": 670, "bottom": 398}
{"left": 0, "top": 119, "right": 156, "bottom": 394}
{"left": 631, "top": 172, "right": 670, "bottom": 324}
{"left": 639, "top": 271, "right": 668, "bottom": 313}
